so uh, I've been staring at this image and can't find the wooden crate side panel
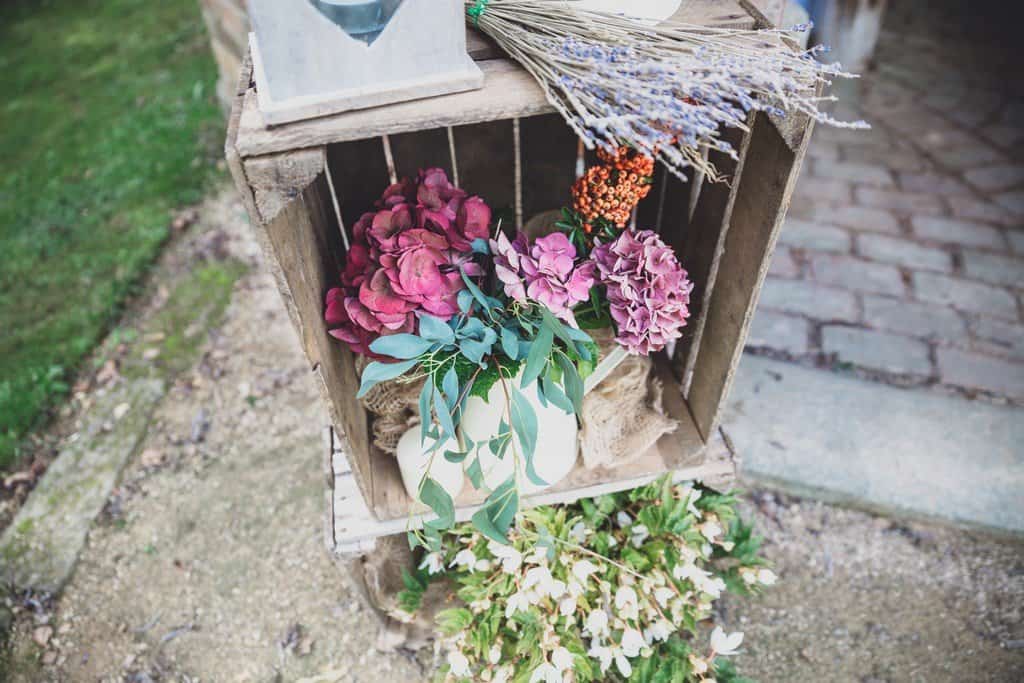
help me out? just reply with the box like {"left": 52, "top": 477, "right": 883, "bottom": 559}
{"left": 256, "top": 173, "right": 375, "bottom": 504}
{"left": 519, "top": 114, "right": 579, "bottom": 222}
{"left": 672, "top": 123, "right": 753, "bottom": 389}
{"left": 687, "top": 112, "right": 814, "bottom": 439}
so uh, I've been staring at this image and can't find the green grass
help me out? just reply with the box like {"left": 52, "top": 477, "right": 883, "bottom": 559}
{"left": 0, "top": 0, "right": 224, "bottom": 468}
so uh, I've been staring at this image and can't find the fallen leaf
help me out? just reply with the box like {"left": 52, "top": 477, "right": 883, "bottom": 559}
{"left": 33, "top": 625, "right": 53, "bottom": 647}
{"left": 4, "top": 471, "right": 35, "bottom": 489}
{"left": 140, "top": 449, "right": 164, "bottom": 468}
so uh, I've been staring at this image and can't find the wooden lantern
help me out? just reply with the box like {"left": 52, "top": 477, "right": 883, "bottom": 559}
{"left": 246, "top": 0, "right": 484, "bottom": 125}
{"left": 228, "top": 1, "right": 809, "bottom": 556}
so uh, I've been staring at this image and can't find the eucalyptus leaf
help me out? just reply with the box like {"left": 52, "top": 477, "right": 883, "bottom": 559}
{"left": 521, "top": 325, "right": 553, "bottom": 388}
{"left": 459, "top": 339, "right": 489, "bottom": 366}
{"left": 471, "top": 477, "right": 518, "bottom": 543}
{"left": 420, "top": 477, "right": 455, "bottom": 528}
{"left": 466, "top": 456, "right": 484, "bottom": 488}
{"left": 444, "top": 449, "right": 468, "bottom": 464}
{"left": 442, "top": 366, "right": 460, "bottom": 412}
{"left": 457, "top": 289, "right": 475, "bottom": 314}
{"left": 500, "top": 327, "right": 520, "bottom": 360}
{"left": 460, "top": 269, "right": 492, "bottom": 311}
{"left": 556, "top": 353, "right": 584, "bottom": 414}
{"left": 368, "top": 334, "right": 432, "bottom": 360}
{"left": 357, "top": 359, "right": 419, "bottom": 398}
{"left": 418, "top": 314, "right": 455, "bottom": 345}
{"left": 510, "top": 386, "right": 546, "bottom": 487}
{"left": 541, "top": 372, "right": 574, "bottom": 413}
{"left": 433, "top": 384, "right": 456, "bottom": 440}
{"left": 418, "top": 378, "right": 433, "bottom": 443}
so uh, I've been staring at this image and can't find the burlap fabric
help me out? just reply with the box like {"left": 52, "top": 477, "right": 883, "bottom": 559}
{"left": 578, "top": 328, "right": 679, "bottom": 469}
{"left": 355, "top": 329, "right": 678, "bottom": 465}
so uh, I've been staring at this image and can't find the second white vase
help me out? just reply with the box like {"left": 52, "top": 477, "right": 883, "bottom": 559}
{"left": 460, "top": 371, "right": 579, "bottom": 495}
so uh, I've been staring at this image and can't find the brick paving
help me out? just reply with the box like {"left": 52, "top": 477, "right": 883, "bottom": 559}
{"left": 750, "top": 1, "right": 1024, "bottom": 402}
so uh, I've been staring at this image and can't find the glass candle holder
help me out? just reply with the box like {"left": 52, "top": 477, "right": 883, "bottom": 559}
{"left": 308, "top": 0, "right": 404, "bottom": 44}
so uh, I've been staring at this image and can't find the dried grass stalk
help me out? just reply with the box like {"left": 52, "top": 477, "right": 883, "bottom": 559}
{"left": 466, "top": 0, "right": 866, "bottom": 179}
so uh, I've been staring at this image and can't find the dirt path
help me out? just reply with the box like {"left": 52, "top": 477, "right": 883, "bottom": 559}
{"left": 5, "top": 185, "right": 1022, "bottom": 682}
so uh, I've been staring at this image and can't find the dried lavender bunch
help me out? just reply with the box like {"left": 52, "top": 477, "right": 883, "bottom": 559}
{"left": 465, "top": 0, "right": 867, "bottom": 180}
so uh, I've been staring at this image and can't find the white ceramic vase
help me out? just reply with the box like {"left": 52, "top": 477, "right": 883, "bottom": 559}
{"left": 395, "top": 427, "right": 465, "bottom": 501}
{"left": 459, "top": 372, "right": 579, "bottom": 495}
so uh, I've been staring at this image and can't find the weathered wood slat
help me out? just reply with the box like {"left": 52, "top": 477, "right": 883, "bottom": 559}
{"left": 389, "top": 127, "right": 454, "bottom": 180}
{"left": 671, "top": 122, "right": 753, "bottom": 390}
{"left": 452, "top": 119, "right": 517, "bottom": 216}
{"left": 331, "top": 426, "right": 737, "bottom": 556}
{"left": 687, "top": 110, "right": 815, "bottom": 439}
{"left": 325, "top": 138, "right": 393, "bottom": 230}
{"left": 519, "top": 114, "right": 579, "bottom": 221}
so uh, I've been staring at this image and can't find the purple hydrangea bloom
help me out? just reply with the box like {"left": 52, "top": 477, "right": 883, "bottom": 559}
{"left": 491, "top": 231, "right": 596, "bottom": 325}
{"left": 591, "top": 230, "right": 693, "bottom": 355}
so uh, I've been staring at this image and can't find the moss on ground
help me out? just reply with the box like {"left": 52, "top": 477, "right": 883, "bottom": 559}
{"left": 0, "top": 0, "right": 224, "bottom": 469}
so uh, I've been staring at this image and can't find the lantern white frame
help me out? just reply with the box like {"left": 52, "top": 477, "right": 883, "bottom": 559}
{"left": 247, "top": 0, "right": 484, "bottom": 125}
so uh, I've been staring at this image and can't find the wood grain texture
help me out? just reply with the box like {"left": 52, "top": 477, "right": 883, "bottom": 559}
{"left": 389, "top": 127, "right": 453, "bottom": 180}
{"left": 244, "top": 148, "right": 325, "bottom": 224}
{"left": 452, "top": 119, "right": 517, "bottom": 215}
{"left": 255, "top": 174, "right": 376, "bottom": 507}
{"left": 687, "top": 110, "right": 815, "bottom": 440}
{"left": 671, "top": 121, "right": 752, "bottom": 390}
{"left": 519, "top": 114, "right": 579, "bottom": 221}
{"left": 330, "top": 422, "right": 737, "bottom": 554}
{"left": 325, "top": 138, "right": 392, "bottom": 230}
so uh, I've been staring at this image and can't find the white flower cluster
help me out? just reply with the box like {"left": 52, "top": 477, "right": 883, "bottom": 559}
{"left": 419, "top": 483, "right": 773, "bottom": 682}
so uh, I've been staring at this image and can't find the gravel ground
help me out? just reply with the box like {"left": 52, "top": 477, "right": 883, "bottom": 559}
{"left": 4, "top": 186, "right": 1023, "bottom": 682}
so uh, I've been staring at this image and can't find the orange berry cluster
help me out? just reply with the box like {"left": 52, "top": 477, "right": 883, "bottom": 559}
{"left": 572, "top": 146, "right": 655, "bottom": 230}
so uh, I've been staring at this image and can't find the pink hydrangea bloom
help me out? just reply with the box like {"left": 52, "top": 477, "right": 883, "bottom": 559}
{"left": 491, "top": 231, "right": 595, "bottom": 325}
{"left": 325, "top": 169, "right": 490, "bottom": 357}
{"left": 591, "top": 230, "right": 692, "bottom": 355}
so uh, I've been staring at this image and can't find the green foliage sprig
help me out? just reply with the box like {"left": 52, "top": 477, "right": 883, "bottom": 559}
{"left": 398, "top": 479, "right": 774, "bottom": 683}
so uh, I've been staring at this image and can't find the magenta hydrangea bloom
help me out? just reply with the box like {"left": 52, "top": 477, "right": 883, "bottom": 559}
{"left": 591, "top": 230, "right": 693, "bottom": 355}
{"left": 325, "top": 169, "right": 491, "bottom": 357}
{"left": 491, "top": 231, "right": 595, "bottom": 325}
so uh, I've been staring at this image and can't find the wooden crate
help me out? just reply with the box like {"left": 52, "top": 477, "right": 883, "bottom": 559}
{"left": 226, "top": 0, "right": 815, "bottom": 556}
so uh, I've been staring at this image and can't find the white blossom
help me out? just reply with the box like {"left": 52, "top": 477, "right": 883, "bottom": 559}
{"left": 529, "top": 662, "right": 562, "bottom": 683}
{"left": 699, "top": 518, "right": 724, "bottom": 541}
{"left": 492, "top": 667, "right": 512, "bottom": 683}
{"left": 710, "top": 626, "right": 744, "bottom": 656}
{"left": 419, "top": 551, "right": 444, "bottom": 575}
{"left": 489, "top": 644, "right": 502, "bottom": 664}
{"left": 758, "top": 568, "right": 778, "bottom": 585}
{"left": 489, "top": 542, "right": 523, "bottom": 574}
{"left": 569, "top": 522, "right": 589, "bottom": 543}
{"left": 476, "top": 559, "right": 493, "bottom": 572}
{"left": 643, "top": 619, "right": 674, "bottom": 644}
{"left": 572, "top": 559, "right": 599, "bottom": 584}
{"left": 559, "top": 596, "right": 577, "bottom": 617}
{"left": 505, "top": 589, "right": 536, "bottom": 618}
{"left": 524, "top": 566, "right": 567, "bottom": 599}
{"left": 587, "top": 642, "right": 613, "bottom": 673}
{"left": 448, "top": 649, "right": 472, "bottom": 677}
{"left": 681, "top": 485, "right": 702, "bottom": 516}
{"left": 615, "top": 652, "right": 632, "bottom": 678}
{"left": 552, "top": 646, "right": 574, "bottom": 672}
{"left": 616, "top": 511, "right": 632, "bottom": 528}
{"left": 450, "top": 549, "right": 478, "bottom": 572}
{"left": 630, "top": 524, "right": 650, "bottom": 547}
{"left": 614, "top": 585, "right": 639, "bottom": 619}
{"left": 620, "top": 628, "right": 645, "bottom": 657}
{"left": 689, "top": 654, "right": 709, "bottom": 674}
{"left": 566, "top": 579, "right": 585, "bottom": 598}
{"left": 584, "top": 609, "right": 610, "bottom": 637}
{"left": 654, "top": 586, "right": 675, "bottom": 608}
